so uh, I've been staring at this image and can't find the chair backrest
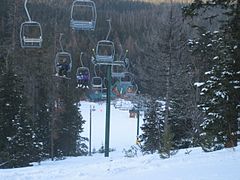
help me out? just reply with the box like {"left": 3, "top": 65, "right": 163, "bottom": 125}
{"left": 70, "top": 0, "right": 97, "bottom": 30}
{"left": 112, "top": 64, "right": 126, "bottom": 78}
{"left": 91, "top": 77, "right": 102, "bottom": 88}
{"left": 95, "top": 40, "right": 115, "bottom": 63}
{"left": 20, "top": 21, "right": 43, "bottom": 48}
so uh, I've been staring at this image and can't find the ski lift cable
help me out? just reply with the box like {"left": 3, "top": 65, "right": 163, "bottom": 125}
{"left": 94, "top": 64, "right": 97, "bottom": 77}
{"left": 24, "top": 0, "right": 32, "bottom": 21}
{"left": 119, "top": 43, "right": 123, "bottom": 60}
{"left": 80, "top": 52, "right": 84, "bottom": 67}
{"left": 123, "top": 49, "right": 128, "bottom": 61}
{"left": 103, "top": 77, "right": 107, "bottom": 88}
{"left": 59, "top": 33, "right": 64, "bottom": 52}
{"left": 118, "top": 44, "right": 128, "bottom": 61}
{"left": 105, "top": 19, "right": 111, "bottom": 41}
{"left": 114, "top": 42, "right": 123, "bottom": 62}
{"left": 122, "top": 50, "right": 129, "bottom": 68}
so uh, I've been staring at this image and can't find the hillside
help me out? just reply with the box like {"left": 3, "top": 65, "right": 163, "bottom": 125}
{"left": 0, "top": 101, "right": 239, "bottom": 180}
{"left": 0, "top": 0, "right": 239, "bottom": 171}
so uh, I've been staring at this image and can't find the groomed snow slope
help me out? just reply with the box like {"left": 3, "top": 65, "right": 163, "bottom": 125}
{"left": 0, "top": 100, "right": 239, "bottom": 180}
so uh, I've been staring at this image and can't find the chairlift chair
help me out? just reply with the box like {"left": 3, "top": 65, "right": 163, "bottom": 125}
{"left": 20, "top": 0, "right": 43, "bottom": 48}
{"left": 70, "top": 0, "right": 97, "bottom": 30}
{"left": 117, "top": 72, "right": 138, "bottom": 97}
{"left": 119, "top": 72, "right": 133, "bottom": 86}
{"left": 20, "top": 21, "right": 43, "bottom": 48}
{"left": 111, "top": 63, "right": 126, "bottom": 78}
{"left": 55, "top": 52, "right": 72, "bottom": 75}
{"left": 76, "top": 67, "right": 90, "bottom": 77}
{"left": 91, "top": 76, "right": 103, "bottom": 89}
{"left": 76, "top": 67, "right": 90, "bottom": 86}
{"left": 95, "top": 40, "right": 115, "bottom": 64}
{"left": 118, "top": 80, "right": 132, "bottom": 95}
{"left": 125, "top": 83, "right": 138, "bottom": 97}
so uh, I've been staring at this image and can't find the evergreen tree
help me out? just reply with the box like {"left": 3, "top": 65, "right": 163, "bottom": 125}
{"left": 140, "top": 99, "right": 164, "bottom": 154}
{"left": 31, "top": 56, "right": 53, "bottom": 162}
{"left": 0, "top": 69, "right": 39, "bottom": 168}
{"left": 137, "top": 1, "right": 198, "bottom": 153}
{"left": 196, "top": 31, "right": 238, "bottom": 150}
{"left": 184, "top": 0, "right": 240, "bottom": 149}
{"left": 53, "top": 81, "right": 87, "bottom": 158}
{"left": 159, "top": 123, "right": 175, "bottom": 159}
{"left": 169, "top": 98, "right": 194, "bottom": 149}
{"left": 141, "top": 99, "right": 177, "bottom": 158}
{"left": 32, "top": 85, "right": 52, "bottom": 162}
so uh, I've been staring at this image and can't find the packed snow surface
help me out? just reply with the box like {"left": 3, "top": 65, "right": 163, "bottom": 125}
{"left": 0, "top": 100, "right": 239, "bottom": 180}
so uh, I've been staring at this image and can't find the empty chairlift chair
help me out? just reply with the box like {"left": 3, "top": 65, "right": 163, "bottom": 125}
{"left": 20, "top": 0, "right": 43, "bottom": 48}
{"left": 119, "top": 72, "right": 133, "bottom": 87}
{"left": 70, "top": 0, "right": 97, "bottom": 31}
{"left": 20, "top": 21, "right": 43, "bottom": 48}
{"left": 111, "top": 63, "right": 126, "bottom": 78}
{"left": 95, "top": 40, "right": 115, "bottom": 64}
{"left": 91, "top": 76, "right": 103, "bottom": 90}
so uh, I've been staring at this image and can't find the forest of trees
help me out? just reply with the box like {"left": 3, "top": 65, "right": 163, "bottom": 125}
{"left": 0, "top": 0, "right": 239, "bottom": 168}
{"left": 140, "top": 0, "right": 240, "bottom": 156}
